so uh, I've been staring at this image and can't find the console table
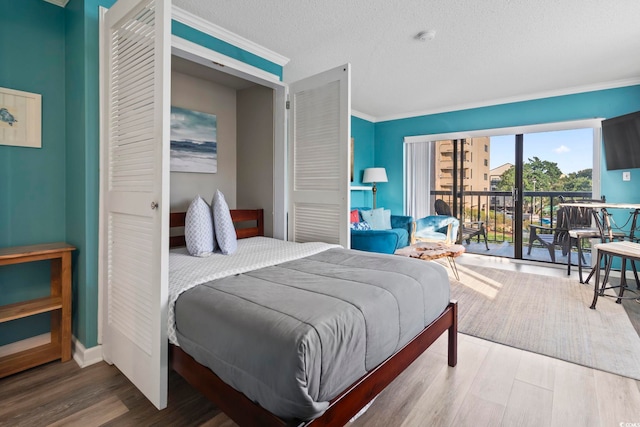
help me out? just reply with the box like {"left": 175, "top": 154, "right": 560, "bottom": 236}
{"left": 0, "top": 242, "right": 75, "bottom": 377}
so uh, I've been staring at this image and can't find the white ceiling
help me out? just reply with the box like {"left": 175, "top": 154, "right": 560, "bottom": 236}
{"left": 178, "top": 0, "right": 640, "bottom": 121}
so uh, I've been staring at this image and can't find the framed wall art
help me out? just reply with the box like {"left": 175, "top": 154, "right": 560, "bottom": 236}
{"left": 0, "top": 86, "right": 42, "bottom": 148}
{"left": 170, "top": 106, "right": 218, "bottom": 173}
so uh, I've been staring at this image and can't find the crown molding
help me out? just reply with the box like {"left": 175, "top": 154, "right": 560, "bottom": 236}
{"left": 351, "top": 109, "right": 376, "bottom": 123}
{"left": 172, "top": 6, "right": 289, "bottom": 67}
{"left": 43, "top": 0, "right": 68, "bottom": 7}
{"left": 374, "top": 77, "right": 640, "bottom": 123}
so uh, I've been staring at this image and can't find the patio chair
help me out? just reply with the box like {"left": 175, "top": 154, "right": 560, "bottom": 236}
{"left": 528, "top": 205, "right": 578, "bottom": 263}
{"left": 434, "top": 199, "right": 489, "bottom": 250}
{"left": 528, "top": 203, "right": 602, "bottom": 267}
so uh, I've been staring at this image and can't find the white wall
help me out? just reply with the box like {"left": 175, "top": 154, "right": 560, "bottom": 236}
{"left": 237, "top": 85, "right": 275, "bottom": 237}
{"left": 170, "top": 71, "right": 237, "bottom": 210}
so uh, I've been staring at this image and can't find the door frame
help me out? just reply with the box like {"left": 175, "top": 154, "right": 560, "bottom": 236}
{"left": 404, "top": 118, "right": 603, "bottom": 258}
{"left": 170, "top": 36, "right": 289, "bottom": 241}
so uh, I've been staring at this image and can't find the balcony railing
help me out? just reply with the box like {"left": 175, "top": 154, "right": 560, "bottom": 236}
{"left": 431, "top": 190, "right": 593, "bottom": 244}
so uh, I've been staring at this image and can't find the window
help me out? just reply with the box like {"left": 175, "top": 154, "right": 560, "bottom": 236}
{"left": 484, "top": 159, "right": 488, "bottom": 166}
{"left": 484, "top": 173, "right": 488, "bottom": 180}
{"left": 484, "top": 144, "right": 488, "bottom": 152}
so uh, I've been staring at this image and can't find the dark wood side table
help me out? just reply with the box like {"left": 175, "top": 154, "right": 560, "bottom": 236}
{"left": 0, "top": 242, "right": 76, "bottom": 377}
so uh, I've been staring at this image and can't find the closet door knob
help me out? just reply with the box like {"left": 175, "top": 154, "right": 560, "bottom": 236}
{"left": 151, "top": 201, "right": 158, "bottom": 210}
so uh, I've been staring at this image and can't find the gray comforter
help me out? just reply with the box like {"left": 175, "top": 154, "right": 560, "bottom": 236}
{"left": 174, "top": 248, "right": 450, "bottom": 421}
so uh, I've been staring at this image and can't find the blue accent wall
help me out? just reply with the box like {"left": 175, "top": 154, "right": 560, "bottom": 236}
{"left": 64, "top": 0, "right": 116, "bottom": 348}
{"left": 350, "top": 116, "right": 375, "bottom": 207}
{"left": 172, "top": 21, "right": 283, "bottom": 80}
{"left": 374, "top": 85, "right": 640, "bottom": 216}
{"left": 2, "top": 0, "right": 279, "bottom": 350}
{"left": 3, "top": 0, "right": 638, "bottom": 350}
{"left": 0, "top": 0, "right": 67, "bottom": 345}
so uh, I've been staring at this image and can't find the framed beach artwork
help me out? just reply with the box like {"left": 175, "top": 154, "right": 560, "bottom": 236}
{"left": 170, "top": 106, "right": 217, "bottom": 173}
{"left": 0, "top": 86, "right": 42, "bottom": 148}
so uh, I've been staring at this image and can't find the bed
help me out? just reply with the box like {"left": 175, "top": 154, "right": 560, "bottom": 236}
{"left": 168, "top": 209, "right": 457, "bottom": 426}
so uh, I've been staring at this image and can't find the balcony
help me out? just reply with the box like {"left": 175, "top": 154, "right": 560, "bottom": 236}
{"left": 430, "top": 190, "right": 594, "bottom": 264}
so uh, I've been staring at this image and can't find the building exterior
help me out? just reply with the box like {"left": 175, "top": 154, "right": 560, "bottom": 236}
{"left": 434, "top": 137, "right": 491, "bottom": 192}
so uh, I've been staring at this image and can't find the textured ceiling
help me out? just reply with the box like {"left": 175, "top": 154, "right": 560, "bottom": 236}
{"left": 173, "top": 0, "right": 640, "bottom": 121}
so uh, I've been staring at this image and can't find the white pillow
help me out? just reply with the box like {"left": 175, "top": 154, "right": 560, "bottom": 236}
{"left": 212, "top": 190, "right": 237, "bottom": 255}
{"left": 361, "top": 208, "right": 392, "bottom": 230}
{"left": 184, "top": 196, "right": 215, "bottom": 257}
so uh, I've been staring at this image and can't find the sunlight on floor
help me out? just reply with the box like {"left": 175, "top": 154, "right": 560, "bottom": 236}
{"left": 436, "top": 259, "right": 503, "bottom": 299}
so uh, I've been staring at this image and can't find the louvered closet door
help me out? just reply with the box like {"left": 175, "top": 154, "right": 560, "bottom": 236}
{"left": 101, "top": 0, "right": 170, "bottom": 410}
{"left": 288, "top": 64, "right": 351, "bottom": 246}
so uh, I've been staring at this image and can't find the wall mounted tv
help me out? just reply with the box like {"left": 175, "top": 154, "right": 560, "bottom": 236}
{"left": 602, "top": 110, "right": 640, "bottom": 170}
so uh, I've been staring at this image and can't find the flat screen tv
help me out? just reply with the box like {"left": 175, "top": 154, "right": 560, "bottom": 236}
{"left": 602, "top": 110, "right": 640, "bottom": 170}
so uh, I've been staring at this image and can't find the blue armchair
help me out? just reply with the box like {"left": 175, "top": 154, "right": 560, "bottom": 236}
{"left": 413, "top": 215, "right": 460, "bottom": 244}
{"left": 350, "top": 208, "right": 413, "bottom": 254}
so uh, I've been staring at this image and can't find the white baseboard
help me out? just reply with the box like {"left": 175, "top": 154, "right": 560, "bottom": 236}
{"left": 72, "top": 336, "right": 103, "bottom": 368}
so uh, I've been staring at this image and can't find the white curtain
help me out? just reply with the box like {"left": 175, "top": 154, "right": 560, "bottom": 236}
{"left": 404, "top": 141, "right": 432, "bottom": 219}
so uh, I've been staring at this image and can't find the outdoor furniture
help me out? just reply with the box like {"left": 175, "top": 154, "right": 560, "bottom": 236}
{"left": 589, "top": 241, "right": 640, "bottom": 309}
{"left": 395, "top": 241, "right": 466, "bottom": 280}
{"left": 527, "top": 204, "right": 595, "bottom": 266}
{"left": 528, "top": 218, "right": 569, "bottom": 263}
{"left": 434, "top": 199, "right": 489, "bottom": 250}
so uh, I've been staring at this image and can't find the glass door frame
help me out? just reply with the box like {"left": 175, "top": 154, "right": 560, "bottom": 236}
{"left": 404, "top": 118, "right": 602, "bottom": 261}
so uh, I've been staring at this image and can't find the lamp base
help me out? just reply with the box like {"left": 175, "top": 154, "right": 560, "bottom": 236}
{"left": 372, "top": 184, "right": 378, "bottom": 209}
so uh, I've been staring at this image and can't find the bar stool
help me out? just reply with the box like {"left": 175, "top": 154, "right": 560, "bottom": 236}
{"left": 583, "top": 208, "right": 637, "bottom": 284}
{"left": 568, "top": 228, "right": 601, "bottom": 283}
{"left": 589, "top": 241, "right": 640, "bottom": 309}
{"left": 565, "top": 202, "right": 604, "bottom": 283}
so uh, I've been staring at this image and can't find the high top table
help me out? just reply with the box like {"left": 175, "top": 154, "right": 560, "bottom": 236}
{"left": 559, "top": 201, "right": 640, "bottom": 284}
{"left": 558, "top": 202, "right": 640, "bottom": 241}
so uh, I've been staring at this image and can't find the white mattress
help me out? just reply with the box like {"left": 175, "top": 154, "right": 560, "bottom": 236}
{"left": 168, "top": 237, "right": 339, "bottom": 344}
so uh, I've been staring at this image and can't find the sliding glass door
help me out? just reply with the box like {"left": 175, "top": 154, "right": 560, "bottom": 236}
{"left": 520, "top": 129, "right": 594, "bottom": 264}
{"left": 431, "top": 127, "right": 595, "bottom": 264}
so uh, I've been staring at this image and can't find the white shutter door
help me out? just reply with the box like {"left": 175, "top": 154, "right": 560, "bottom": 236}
{"left": 288, "top": 64, "right": 351, "bottom": 246}
{"left": 100, "top": 0, "right": 170, "bottom": 410}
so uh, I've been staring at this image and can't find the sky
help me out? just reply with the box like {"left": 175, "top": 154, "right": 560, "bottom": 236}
{"left": 489, "top": 128, "right": 594, "bottom": 175}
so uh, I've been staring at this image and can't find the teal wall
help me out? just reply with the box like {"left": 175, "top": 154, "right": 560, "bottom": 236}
{"left": 350, "top": 116, "right": 375, "bottom": 207}
{"left": 0, "top": 0, "right": 67, "bottom": 346}
{"left": 64, "top": 0, "right": 116, "bottom": 348}
{"left": 172, "top": 21, "right": 283, "bottom": 80}
{"left": 374, "top": 85, "right": 640, "bottom": 216}
{"left": 2, "top": 0, "right": 282, "bottom": 350}
{"left": 4, "top": 0, "right": 637, "bottom": 350}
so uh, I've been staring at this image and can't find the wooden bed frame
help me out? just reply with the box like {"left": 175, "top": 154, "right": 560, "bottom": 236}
{"left": 169, "top": 208, "right": 458, "bottom": 427}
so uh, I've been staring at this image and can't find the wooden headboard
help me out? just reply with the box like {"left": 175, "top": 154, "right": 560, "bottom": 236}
{"left": 169, "top": 209, "right": 264, "bottom": 248}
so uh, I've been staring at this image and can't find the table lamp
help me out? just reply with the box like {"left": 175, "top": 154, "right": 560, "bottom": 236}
{"left": 363, "top": 167, "right": 388, "bottom": 209}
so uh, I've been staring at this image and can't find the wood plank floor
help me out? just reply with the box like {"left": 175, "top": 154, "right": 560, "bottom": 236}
{"left": 2, "top": 333, "right": 640, "bottom": 426}
{"left": 3, "top": 255, "right": 639, "bottom": 426}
